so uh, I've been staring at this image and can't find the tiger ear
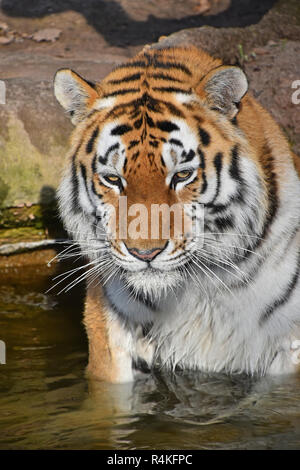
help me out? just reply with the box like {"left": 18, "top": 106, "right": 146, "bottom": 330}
{"left": 196, "top": 66, "right": 248, "bottom": 119}
{"left": 54, "top": 69, "right": 101, "bottom": 125}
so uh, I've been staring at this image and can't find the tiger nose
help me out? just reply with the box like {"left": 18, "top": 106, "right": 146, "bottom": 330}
{"left": 126, "top": 246, "right": 163, "bottom": 261}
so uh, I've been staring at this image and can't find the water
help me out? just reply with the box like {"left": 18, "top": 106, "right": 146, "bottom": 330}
{"left": 0, "top": 263, "right": 300, "bottom": 450}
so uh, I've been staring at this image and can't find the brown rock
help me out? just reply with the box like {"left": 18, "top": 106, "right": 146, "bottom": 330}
{"left": 193, "top": 0, "right": 211, "bottom": 15}
{"left": 32, "top": 28, "right": 62, "bottom": 43}
{"left": 0, "top": 35, "right": 13, "bottom": 45}
{"left": 0, "top": 22, "right": 8, "bottom": 32}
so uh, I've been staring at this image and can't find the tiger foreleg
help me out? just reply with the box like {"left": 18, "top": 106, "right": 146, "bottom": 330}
{"left": 268, "top": 336, "right": 300, "bottom": 375}
{"left": 84, "top": 284, "right": 154, "bottom": 383}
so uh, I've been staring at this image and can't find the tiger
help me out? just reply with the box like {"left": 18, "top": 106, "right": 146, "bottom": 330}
{"left": 54, "top": 46, "right": 300, "bottom": 383}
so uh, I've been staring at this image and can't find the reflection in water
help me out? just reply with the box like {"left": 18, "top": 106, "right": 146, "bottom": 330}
{"left": 0, "top": 266, "right": 300, "bottom": 449}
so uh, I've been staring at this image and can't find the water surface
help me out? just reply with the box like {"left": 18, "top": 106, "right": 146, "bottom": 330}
{"left": 0, "top": 263, "right": 300, "bottom": 449}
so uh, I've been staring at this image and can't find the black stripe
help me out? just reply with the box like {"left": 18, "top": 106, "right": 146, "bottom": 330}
{"left": 103, "top": 88, "right": 140, "bottom": 98}
{"left": 149, "top": 140, "right": 159, "bottom": 148}
{"left": 156, "top": 120, "right": 179, "bottom": 133}
{"left": 133, "top": 118, "right": 142, "bottom": 129}
{"left": 207, "top": 203, "right": 228, "bottom": 214}
{"left": 130, "top": 108, "right": 141, "bottom": 119}
{"left": 80, "top": 163, "right": 96, "bottom": 214}
{"left": 151, "top": 60, "right": 192, "bottom": 76}
{"left": 85, "top": 78, "right": 96, "bottom": 89}
{"left": 128, "top": 140, "right": 139, "bottom": 149}
{"left": 153, "top": 86, "right": 191, "bottom": 94}
{"left": 104, "top": 95, "right": 182, "bottom": 120}
{"left": 123, "top": 157, "right": 128, "bottom": 173}
{"left": 260, "top": 252, "right": 300, "bottom": 325}
{"left": 198, "top": 127, "right": 211, "bottom": 147}
{"left": 150, "top": 72, "right": 183, "bottom": 82}
{"left": 80, "top": 162, "right": 87, "bottom": 182}
{"left": 115, "top": 60, "right": 147, "bottom": 70}
{"left": 146, "top": 114, "right": 155, "bottom": 128}
{"left": 213, "top": 152, "right": 223, "bottom": 201}
{"left": 181, "top": 149, "right": 195, "bottom": 163}
{"left": 132, "top": 151, "right": 140, "bottom": 162}
{"left": 111, "top": 124, "right": 132, "bottom": 136}
{"left": 104, "top": 142, "right": 120, "bottom": 162}
{"left": 201, "top": 172, "right": 207, "bottom": 194}
{"left": 199, "top": 149, "right": 205, "bottom": 169}
{"left": 99, "top": 143, "right": 120, "bottom": 165}
{"left": 86, "top": 127, "right": 99, "bottom": 154}
{"left": 71, "top": 154, "right": 80, "bottom": 214}
{"left": 108, "top": 73, "right": 141, "bottom": 85}
{"left": 104, "top": 101, "right": 139, "bottom": 120}
{"left": 214, "top": 215, "right": 234, "bottom": 231}
{"left": 91, "top": 154, "right": 97, "bottom": 173}
{"left": 138, "top": 92, "right": 162, "bottom": 113}
{"left": 169, "top": 138, "right": 183, "bottom": 147}
{"left": 229, "top": 145, "right": 242, "bottom": 182}
{"left": 162, "top": 100, "right": 184, "bottom": 118}
{"left": 198, "top": 148, "right": 207, "bottom": 194}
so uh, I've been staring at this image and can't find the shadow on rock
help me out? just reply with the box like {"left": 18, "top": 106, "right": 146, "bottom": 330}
{"left": 2, "top": 0, "right": 277, "bottom": 47}
{"left": 39, "top": 185, "right": 66, "bottom": 240}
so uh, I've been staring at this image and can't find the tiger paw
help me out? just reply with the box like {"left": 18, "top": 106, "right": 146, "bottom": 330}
{"left": 291, "top": 340, "right": 300, "bottom": 367}
{"left": 135, "top": 325, "right": 155, "bottom": 367}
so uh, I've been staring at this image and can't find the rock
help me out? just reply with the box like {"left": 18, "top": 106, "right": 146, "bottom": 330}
{"left": 151, "top": 0, "right": 300, "bottom": 61}
{"left": 252, "top": 47, "right": 269, "bottom": 55}
{"left": 0, "top": 35, "right": 13, "bottom": 45}
{"left": 0, "top": 77, "right": 72, "bottom": 208}
{"left": 0, "top": 53, "right": 129, "bottom": 209}
{"left": 245, "top": 41, "right": 300, "bottom": 156}
{"left": 193, "top": 0, "right": 211, "bottom": 15}
{"left": 0, "top": 22, "right": 9, "bottom": 32}
{"left": 32, "top": 28, "right": 62, "bottom": 43}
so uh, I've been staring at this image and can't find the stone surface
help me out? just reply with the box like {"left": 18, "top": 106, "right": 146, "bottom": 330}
{"left": 0, "top": 55, "right": 128, "bottom": 207}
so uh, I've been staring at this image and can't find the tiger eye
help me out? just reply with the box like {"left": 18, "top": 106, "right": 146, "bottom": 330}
{"left": 175, "top": 170, "right": 192, "bottom": 180}
{"left": 105, "top": 175, "right": 120, "bottom": 183}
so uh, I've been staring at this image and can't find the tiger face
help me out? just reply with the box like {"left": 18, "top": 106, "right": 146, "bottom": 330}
{"left": 55, "top": 47, "right": 265, "bottom": 297}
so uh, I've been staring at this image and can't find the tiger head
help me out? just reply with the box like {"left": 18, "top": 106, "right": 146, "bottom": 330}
{"left": 54, "top": 47, "right": 265, "bottom": 298}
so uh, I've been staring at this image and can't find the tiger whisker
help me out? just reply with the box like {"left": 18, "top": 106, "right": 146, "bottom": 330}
{"left": 190, "top": 253, "right": 232, "bottom": 294}
{"left": 194, "top": 250, "right": 248, "bottom": 284}
{"left": 48, "top": 255, "right": 112, "bottom": 293}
